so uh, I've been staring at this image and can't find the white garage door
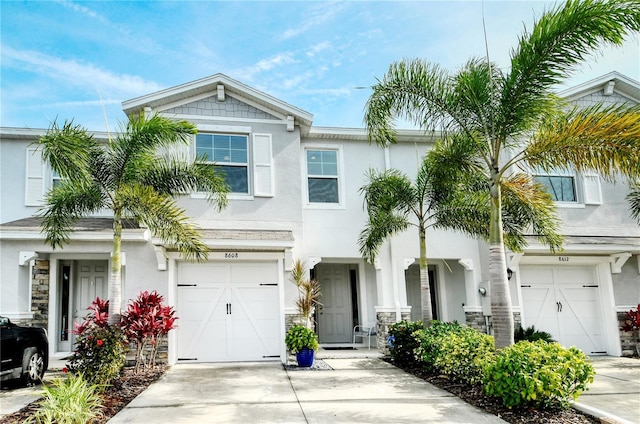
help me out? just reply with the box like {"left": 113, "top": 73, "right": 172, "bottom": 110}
{"left": 520, "top": 265, "right": 606, "bottom": 355}
{"left": 177, "top": 261, "right": 280, "bottom": 362}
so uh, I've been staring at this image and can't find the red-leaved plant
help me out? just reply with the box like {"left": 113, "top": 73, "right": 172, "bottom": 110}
{"left": 621, "top": 303, "right": 640, "bottom": 332}
{"left": 67, "top": 297, "right": 126, "bottom": 386}
{"left": 121, "top": 291, "right": 178, "bottom": 373}
{"left": 73, "top": 296, "right": 109, "bottom": 335}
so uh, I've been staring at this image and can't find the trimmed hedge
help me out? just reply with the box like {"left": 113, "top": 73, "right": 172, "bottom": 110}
{"left": 388, "top": 320, "right": 425, "bottom": 367}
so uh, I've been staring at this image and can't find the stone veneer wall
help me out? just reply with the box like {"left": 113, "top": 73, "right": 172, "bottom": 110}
{"left": 30, "top": 260, "right": 50, "bottom": 328}
{"left": 376, "top": 310, "right": 411, "bottom": 356}
{"left": 617, "top": 311, "right": 639, "bottom": 357}
{"left": 465, "top": 311, "right": 522, "bottom": 336}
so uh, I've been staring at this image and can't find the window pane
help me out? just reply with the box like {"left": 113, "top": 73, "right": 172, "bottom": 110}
{"left": 230, "top": 148, "right": 247, "bottom": 163}
{"left": 535, "top": 175, "right": 576, "bottom": 202}
{"left": 196, "top": 134, "right": 214, "bottom": 161}
{"left": 216, "top": 165, "right": 249, "bottom": 193}
{"left": 307, "top": 150, "right": 337, "bottom": 176}
{"left": 308, "top": 178, "right": 338, "bottom": 203}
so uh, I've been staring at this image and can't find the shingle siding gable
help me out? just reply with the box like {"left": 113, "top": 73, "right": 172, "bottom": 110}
{"left": 164, "top": 95, "right": 280, "bottom": 120}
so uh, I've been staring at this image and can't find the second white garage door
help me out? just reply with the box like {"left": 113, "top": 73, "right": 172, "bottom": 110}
{"left": 177, "top": 261, "right": 280, "bottom": 362}
{"left": 520, "top": 265, "right": 606, "bottom": 355}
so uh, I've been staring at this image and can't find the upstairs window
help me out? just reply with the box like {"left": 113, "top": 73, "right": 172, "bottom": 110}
{"left": 196, "top": 133, "right": 249, "bottom": 194}
{"left": 306, "top": 149, "right": 339, "bottom": 203}
{"left": 534, "top": 170, "right": 577, "bottom": 202}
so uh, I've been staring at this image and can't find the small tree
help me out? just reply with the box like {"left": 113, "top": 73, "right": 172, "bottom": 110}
{"left": 121, "top": 291, "right": 178, "bottom": 372}
{"left": 290, "top": 260, "right": 321, "bottom": 329}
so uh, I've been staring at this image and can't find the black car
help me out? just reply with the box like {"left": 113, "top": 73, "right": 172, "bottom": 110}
{"left": 1, "top": 316, "right": 48, "bottom": 385}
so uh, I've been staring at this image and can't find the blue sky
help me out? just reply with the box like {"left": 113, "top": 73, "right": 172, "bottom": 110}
{"left": 1, "top": 1, "right": 638, "bottom": 131}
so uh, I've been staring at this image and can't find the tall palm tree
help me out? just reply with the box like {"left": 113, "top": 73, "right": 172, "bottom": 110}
{"left": 364, "top": 0, "right": 640, "bottom": 348}
{"left": 359, "top": 140, "right": 563, "bottom": 324}
{"left": 36, "top": 115, "right": 229, "bottom": 324}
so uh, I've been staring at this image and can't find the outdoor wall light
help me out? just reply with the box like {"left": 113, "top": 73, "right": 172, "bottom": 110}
{"left": 507, "top": 268, "right": 513, "bottom": 281}
{"left": 478, "top": 287, "right": 487, "bottom": 296}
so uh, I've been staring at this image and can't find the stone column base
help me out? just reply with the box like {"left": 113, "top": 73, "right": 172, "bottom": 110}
{"left": 375, "top": 307, "right": 411, "bottom": 356}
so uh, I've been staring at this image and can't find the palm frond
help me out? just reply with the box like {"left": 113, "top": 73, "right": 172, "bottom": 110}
{"left": 526, "top": 103, "right": 640, "bottom": 180}
{"left": 119, "top": 184, "right": 209, "bottom": 262}
{"left": 627, "top": 182, "right": 640, "bottom": 224}
{"left": 503, "top": 0, "right": 640, "bottom": 137}
{"left": 358, "top": 212, "right": 410, "bottom": 263}
{"left": 501, "top": 173, "right": 563, "bottom": 252}
{"left": 35, "top": 119, "right": 97, "bottom": 182}
{"left": 138, "top": 155, "right": 229, "bottom": 210}
{"left": 38, "top": 180, "right": 106, "bottom": 248}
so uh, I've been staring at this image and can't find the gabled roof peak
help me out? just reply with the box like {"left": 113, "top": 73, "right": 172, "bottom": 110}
{"left": 122, "top": 73, "right": 313, "bottom": 130}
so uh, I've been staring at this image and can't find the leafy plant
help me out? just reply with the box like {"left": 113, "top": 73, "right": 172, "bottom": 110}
{"left": 414, "top": 321, "right": 465, "bottom": 372}
{"left": 483, "top": 340, "right": 595, "bottom": 409}
{"left": 27, "top": 373, "right": 103, "bottom": 424}
{"left": 285, "top": 325, "right": 319, "bottom": 353}
{"left": 290, "top": 259, "right": 321, "bottom": 329}
{"left": 66, "top": 323, "right": 126, "bottom": 387}
{"left": 388, "top": 320, "right": 425, "bottom": 367}
{"left": 621, "top": 304, "right": 640, "bottom": 332}
{"left": 67, "top": 297, "right": 125, "bottom": 386}
{"left": 514, "top": 325, "right": 555, "bottom": 343}
{"left": 433, "top": 326, "right": 495, "bottom": 385}
{"left": 121, "top": 290, "right": 178, "bottom": 372}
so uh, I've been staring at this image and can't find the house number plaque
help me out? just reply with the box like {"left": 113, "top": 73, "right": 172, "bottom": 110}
{"left": 558, "top": 256, "right": 569, "bottom": 262}
{"left": 224, "top": 252, "right": 239, "bottom": 258}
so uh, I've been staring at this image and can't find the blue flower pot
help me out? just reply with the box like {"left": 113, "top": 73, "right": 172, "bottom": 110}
{"left": 296, "top": 347, "right": 315, "bottom": 368}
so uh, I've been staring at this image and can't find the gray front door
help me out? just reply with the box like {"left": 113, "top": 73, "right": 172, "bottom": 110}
{"left": 72, "top": 261, "right": 108, "bottom": 344}
{"left": 317, "top": 264, "right": 352, "bottom": 343}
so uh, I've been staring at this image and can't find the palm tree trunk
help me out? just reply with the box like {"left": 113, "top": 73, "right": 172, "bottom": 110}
{"left": 108, "top": 211, "right": 123, "bottom": 325}
{"left": 489, "top": 170, "right": 514, "bottom": 349}
{"left": 419, "top": 225, "right": 433, "bottom": 325}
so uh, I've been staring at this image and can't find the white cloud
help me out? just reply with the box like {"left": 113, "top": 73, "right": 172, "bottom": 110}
{"left": 280, "top": 1, "right": 348, "bottom": 40}
{"left": 1, "top": 45, "right": 162, "bottom": 97}
{"left": 306, "top": 41, "right": 332, "bottom": 57}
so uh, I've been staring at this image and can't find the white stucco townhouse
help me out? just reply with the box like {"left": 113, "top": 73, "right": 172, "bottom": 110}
{"left": 1, "top": 71, "right": 638, "bottom": 363}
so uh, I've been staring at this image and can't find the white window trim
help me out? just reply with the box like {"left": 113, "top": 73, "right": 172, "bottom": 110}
{"left": 303, "top": 144, "right": 346, "bottom": 210}
{"left": 192, "top": 130, "right": 253, "bottom": 198}
{"left": 531, "top": 167, "right": 602, "bottom": 209}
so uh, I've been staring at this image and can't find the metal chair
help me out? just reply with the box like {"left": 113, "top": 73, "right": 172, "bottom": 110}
{"left": 352, "top": 322, "right": 376, "bottom": 349}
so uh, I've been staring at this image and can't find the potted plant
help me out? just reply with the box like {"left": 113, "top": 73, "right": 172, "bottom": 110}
{"left": 621, "top": 303, "right": 640, "bottom": 356}
{"left": 285, "top": 325, "right": 319, "bottom": 367}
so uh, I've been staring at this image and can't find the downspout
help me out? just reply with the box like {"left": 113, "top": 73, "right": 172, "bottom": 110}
{"left": 384, "top": 144, "right": 402, "bottom": 322}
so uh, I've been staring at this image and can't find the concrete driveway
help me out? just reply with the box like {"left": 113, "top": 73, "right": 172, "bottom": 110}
{"left": 108, "top": 358, "right": 506, "bottom": 423}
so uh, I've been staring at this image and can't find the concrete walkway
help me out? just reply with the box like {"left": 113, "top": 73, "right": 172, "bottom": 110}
{"left": 573, "top": 356, "right": 640, "bottom": 424}
{"left": 108, "top": 358, "right": 507, "bottom": 423}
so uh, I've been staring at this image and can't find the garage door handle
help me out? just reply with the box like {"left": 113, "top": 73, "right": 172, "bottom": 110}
{"left": 226, "top": 303, "right": 232, "bottom": 314}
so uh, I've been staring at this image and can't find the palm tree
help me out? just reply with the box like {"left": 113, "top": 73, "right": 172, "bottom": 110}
{"left": 36, "top": 115, "right": 229, "bottom": 324}
{"left": 359, "top": 141, "right": 563, "bottom": 324}
{"left": 364, "top": 0, "right": 640, "bottom": 348}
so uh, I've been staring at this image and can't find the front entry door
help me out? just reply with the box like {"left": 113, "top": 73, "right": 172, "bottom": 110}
{"left": 317, "top": 264, "right": 352, "bottom": 343}
{"left": 72, "top": 261, "right": 108, "bottom": 343}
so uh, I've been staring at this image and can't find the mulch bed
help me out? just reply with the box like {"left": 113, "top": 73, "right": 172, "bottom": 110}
{"left": 387, "top": 359, "right": 600, "bottom": 424}
{"left": 0, "top": 366, "right": 166, "bottom": 424}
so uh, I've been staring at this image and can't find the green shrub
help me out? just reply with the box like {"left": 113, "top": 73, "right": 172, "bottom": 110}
{"left": 483, "top": 340, "right": 595, "bottom": 409}
{"left": 67, "top": 324, "right": 126, "bottom": 387}
{"left": 27, "top": 373, "right": 103, "bottom": 424}
{"left": 514, "top": 325, "right": 555, "bottom": 343}
{"left": 388, "top": 320, "right": 425, "bottom": 367}
{"left": 414, "top": 321, "right": 464, "bottom": 372}
{"left": 433, "top": 326, "right": 495, "bottom": 384}
{"left": 285, "top": 325, "right": 319, "bottom": 353}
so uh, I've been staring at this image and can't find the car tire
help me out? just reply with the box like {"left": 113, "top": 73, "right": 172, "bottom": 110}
{"left": 21, "top": 347, "right": 45, "bottom": 386}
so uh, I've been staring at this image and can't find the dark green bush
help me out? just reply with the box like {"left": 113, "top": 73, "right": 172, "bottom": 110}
{"left": 433, "top": 326, "right": 495, "bottom": 384}
{"left": 514, "top": 325, "right": 555, "bottom": 343}
{"left": 414, "top": 321, "right": 464, "bottom": 372}
{"left": 483, "top": 340, "right": 595, "bottom": 409}
{"left": 387, "top": 320, "right": 425, "bottom": 367}
{"left": 67, "top": 324, "right": 126, "bottom": 387}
